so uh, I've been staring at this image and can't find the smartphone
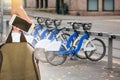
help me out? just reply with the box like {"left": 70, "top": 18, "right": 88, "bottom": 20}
{"left": 9, "top": 14, "right": 35, "bottom": 34}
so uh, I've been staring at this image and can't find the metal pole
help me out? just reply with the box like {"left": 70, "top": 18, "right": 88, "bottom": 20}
{"left": 0, "top": 0, "right": 4, "bottom": 41}
{"left": 108, "top": 37, "right": 113, "bottom": 69}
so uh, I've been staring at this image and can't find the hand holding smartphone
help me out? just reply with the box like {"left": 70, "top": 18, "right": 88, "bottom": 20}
{"left": 9, "top": 14, "right": 35, "bottom": 34}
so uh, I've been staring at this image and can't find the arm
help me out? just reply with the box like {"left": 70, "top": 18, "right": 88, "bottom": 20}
{"left": 11, "top": 0, "right": 33, "bottom": 23}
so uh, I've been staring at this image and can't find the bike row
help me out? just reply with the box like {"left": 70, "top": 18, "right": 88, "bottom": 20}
{"left": 29, "top": 17, "right": 106, "bottom": 66}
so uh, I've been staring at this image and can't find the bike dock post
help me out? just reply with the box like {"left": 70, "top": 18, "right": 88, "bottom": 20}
{"left": 108, "top": 35, "right": 113, "bottom": 69}
{"left": 108, "top": 34, "right": 120, "bottom": 69}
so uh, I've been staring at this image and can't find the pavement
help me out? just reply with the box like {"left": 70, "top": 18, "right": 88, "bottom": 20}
{"left": 39, "top": 58, "right": 120, "bottom": 80}
{"left": 1, "top": 8, "right": 120, "bottom": 80}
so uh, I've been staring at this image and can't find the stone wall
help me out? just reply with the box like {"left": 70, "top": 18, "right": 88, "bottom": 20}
{"left": 26, "top": 0, "right": 36, "bottom": 8}
{"left": 25, "top": 0, "right": 120, "bottom": 16}
{"left": 48, "top": 0, "right": 56, "bottom": 8}
{"left": 68, "top": 0, "right": 120, "bottom": 16}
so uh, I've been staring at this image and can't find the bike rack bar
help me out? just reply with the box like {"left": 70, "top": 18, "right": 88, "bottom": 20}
{"left": 107, "top": 34, "right": 120, "bottom": 69}
{"left": 88, "top": 31, "right": 109, "bottom": 37}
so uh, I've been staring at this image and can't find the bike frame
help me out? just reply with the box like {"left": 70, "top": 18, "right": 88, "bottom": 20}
{"left": 57, "top": 32, "right": 90, "bottom": 56}
{"left": 32, "top": 25, "right": 43, "bottom": 37}
{"left": 31, "top": 25, "right": 49, "bottom": 46}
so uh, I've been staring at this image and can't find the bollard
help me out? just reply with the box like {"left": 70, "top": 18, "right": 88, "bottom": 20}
{"left": 108, "top": 37, "right": 113, "bottom": 69}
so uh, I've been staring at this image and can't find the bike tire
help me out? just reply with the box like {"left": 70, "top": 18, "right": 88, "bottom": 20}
{"left": 45, "top": 45, "right": 67, "bottom": 66}
{"left": 85, "top": 38, "right": 106, "bottom": 61}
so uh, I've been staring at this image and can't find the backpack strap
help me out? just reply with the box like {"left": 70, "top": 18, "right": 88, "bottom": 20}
{"left": 6, "top": 27, "right": 27, "bottom": 43}
{"left": 0, "top": 51, "right": 3, "bottom": 72}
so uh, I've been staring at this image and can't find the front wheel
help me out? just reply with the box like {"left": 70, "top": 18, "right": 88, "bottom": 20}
{"left": 85, "top": 38, "right": 106, "bottom": 61}
{"left": 45, "top": 45, "right": 67, "bottom": 66}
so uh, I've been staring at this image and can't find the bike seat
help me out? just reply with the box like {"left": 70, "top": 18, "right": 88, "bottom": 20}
{"left": 47, "top": 28, "right": 55, "bottom": 32}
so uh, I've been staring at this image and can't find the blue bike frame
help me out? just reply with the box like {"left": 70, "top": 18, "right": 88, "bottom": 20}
{"left": 32, "top": 25, "right": 43, "bottom": 37}
{"left": 31, "top": 26, "right": 60, "bottom": 46}
{"left": 47, "top": 31, "right": 79, "bottom": 54}
{"left": 48, "top": 29, "right": 59, "bottom": 40}
{"left": 58, "top": 32, "right": 89, "bottom": 56}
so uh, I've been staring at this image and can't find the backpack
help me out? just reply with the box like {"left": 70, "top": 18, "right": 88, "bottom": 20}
{"left": 0, "top": 29, "right": 40, "bottom": 80}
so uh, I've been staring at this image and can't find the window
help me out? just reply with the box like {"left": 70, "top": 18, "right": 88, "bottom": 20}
{"left": 87, "top": 0, "right": 98, "bottom": 11}
{"left": 45, "top": 0, "right": 48, "bottom": 8}
{"left": 103, "top": 0, "right": 114, "bottom": 11}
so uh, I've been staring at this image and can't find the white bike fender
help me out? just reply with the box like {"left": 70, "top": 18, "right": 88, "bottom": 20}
{"left": 83, "top": 38, "right": 96, "bottom": 51}
{"left": 45, "top": 40, "right": 62, "bottom": 51}
{"left": 35, "top": 39, "right": 51, "bottom": 48}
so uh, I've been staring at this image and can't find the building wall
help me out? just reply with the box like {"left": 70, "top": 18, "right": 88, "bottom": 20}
{"left": 114, "top": 0, "right": 120, "bottom": 14}
{"left": 26, "top": 0, "right": 36, "bottom": 8}
{"left": 68, "top": 0, "right": 120, "bottom": 16}
{"left": 68, "top": 0, "right": 87, "bottom": 15}
{"left": 25, "top": 0, "right": 120, "bottom": 16}
{"left": 26, "top": 0, "right": 56, "bottom": 8}
{"left": 48, "top": 0, "right": 56, "bottom": 8}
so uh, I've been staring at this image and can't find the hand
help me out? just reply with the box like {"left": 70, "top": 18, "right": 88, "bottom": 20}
{"left": 13, "top": 26, "right": 22, "bottom": 33}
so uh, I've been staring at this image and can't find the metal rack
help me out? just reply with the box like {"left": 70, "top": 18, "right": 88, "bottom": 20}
{"left": 66, "top": 29, "right": 120, "bottom": 69}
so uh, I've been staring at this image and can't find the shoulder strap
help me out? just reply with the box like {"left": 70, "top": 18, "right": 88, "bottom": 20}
{"left": 6, "top": 27, "right": 27, "bottom": 43}
{"left": 0, "top": 51, "right": 3, "bottom": 72}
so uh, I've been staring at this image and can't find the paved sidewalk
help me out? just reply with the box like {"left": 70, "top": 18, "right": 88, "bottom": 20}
{"left": 39, "top": 58, "right": 120, "bottom": 80}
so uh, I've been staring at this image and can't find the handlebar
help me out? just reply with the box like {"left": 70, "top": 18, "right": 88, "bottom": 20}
{"left": 37, "top": 17, "right": 45, "bottom": 24}
{"left": 52, "top": 19, "right": 62, "bottom": 28}
{"left": 33, "top": 16, "right": 45, "bottom": 24}
{"left": 67, "top": 22, "right": 92, "bottom": 32}
{"left": 33, "top": 16, "right": 62, "bottom": 28}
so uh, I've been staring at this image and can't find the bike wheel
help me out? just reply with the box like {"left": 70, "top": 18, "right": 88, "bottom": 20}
{"left": 85, "top": 38, "right": 106, "bottom": 61}
{"left": 74, "top": 39, "right": 87, "bottom": 59}
{"left": 45, "top": 45, "right": 67, "bottom": 66}
{"left": 34, "top": 48, "right": 48, "bottom": 63}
